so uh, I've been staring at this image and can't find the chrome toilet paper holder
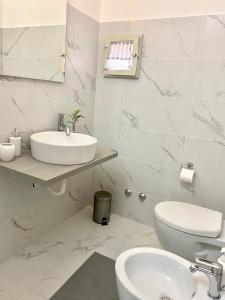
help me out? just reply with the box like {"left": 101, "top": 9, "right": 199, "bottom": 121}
{"left": 181, "top": 162, "right": 194, "bottom": 170}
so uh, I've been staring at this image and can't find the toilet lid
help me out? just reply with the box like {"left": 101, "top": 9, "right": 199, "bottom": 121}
{"left": 155, "top": 201, "right": 223, "bottom": 238}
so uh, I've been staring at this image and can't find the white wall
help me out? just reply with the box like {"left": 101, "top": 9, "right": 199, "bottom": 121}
{"left": 100, "top": 0, "right": 225, "bottom": 21}
{"left": 68, "top": 0, "right": 101, "bottom": 21}
{"left": 3, "top": 0, "right": 67, "bottom": 28}
{"left": 0, "top": 0, "right": 3, "bottom": 27}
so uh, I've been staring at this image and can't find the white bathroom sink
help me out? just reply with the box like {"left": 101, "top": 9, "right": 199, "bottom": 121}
{"left": 115, "top": 247, "right": 197, "bottom": 300}
{"left": 30, "top": 131, "right": 97, "bottom": 165}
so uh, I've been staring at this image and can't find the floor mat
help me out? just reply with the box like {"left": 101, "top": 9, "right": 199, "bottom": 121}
{"left": 50, "top": 252, "right": 120, "bottom": 300}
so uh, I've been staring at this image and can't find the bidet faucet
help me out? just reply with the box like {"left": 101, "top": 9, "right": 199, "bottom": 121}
{"left": 190, "top": 257, "right": 223, "bottom": 299}
{"left": 58, "top": 113, "right": 70, "bottom": 136}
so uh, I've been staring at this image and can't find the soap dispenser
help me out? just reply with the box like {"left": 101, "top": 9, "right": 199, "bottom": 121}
{"left": 218, "top": 248, "right": 225, "bottom": 285}
{"left": 9, "top": 128, "right": 22, "bottom": 157}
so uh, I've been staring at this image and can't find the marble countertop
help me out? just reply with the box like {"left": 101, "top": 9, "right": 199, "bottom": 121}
{"left": 0, "top": 147, "right": 118, "bottom": 186}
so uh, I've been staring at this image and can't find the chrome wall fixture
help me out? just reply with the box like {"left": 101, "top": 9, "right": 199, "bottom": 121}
{"left": 181, "top": 161, "right": 194, "bottom": 170}
{"left": 139, "top": 193, "right": 147, "bottom": 201}
{"left": 124, "top": 189, "right": 132, "bottom": 197}
{"left": 124, "top": 189, "right": 147, "bottom": 201}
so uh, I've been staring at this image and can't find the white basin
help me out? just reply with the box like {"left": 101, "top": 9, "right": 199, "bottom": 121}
{"left": 30, "top": 131, "right": 97, "bottom": 165}
{"left": 115, "top": 247, "right": 197, "bottom": 300}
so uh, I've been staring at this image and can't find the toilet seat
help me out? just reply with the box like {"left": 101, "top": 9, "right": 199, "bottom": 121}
{"left": 155, "top": 201, "right": 223, "bottom": 238}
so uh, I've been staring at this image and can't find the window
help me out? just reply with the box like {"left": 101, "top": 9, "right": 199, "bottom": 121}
{"left": 103, "top": 34, "right": 143, "bottom": 78}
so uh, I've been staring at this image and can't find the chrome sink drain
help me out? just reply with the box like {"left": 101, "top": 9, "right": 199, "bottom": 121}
{"left": 160, "top": 297, "right": 172, "bottom": 300}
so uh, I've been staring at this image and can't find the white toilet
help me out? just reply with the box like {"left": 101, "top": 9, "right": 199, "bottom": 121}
{"left": 154, "top": 201, "right": 225, "bottom": 262}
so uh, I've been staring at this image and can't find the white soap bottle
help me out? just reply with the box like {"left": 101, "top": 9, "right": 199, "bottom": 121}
{"left": 9, "top": 128, "right": 22, "bottom": 157}
{"left": 218, "top": 247, "right": 225, "bottom": 285}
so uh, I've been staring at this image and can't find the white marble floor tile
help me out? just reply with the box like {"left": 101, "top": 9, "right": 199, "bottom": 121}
{"left": 0, "top": 206, "right": 161, "bottom": 300}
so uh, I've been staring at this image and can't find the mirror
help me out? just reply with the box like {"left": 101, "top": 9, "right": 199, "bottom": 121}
{"left": 0, "top": 0, "right": 67, "bottom": 82}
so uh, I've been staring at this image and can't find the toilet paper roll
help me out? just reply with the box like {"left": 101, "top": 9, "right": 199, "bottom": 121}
{"left": 180, "top": 168, "right": 195, "bottom": 184}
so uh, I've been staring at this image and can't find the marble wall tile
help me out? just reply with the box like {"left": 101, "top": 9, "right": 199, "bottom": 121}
{"left": 0, "top": 173, "right": 35, "bottom": 224}
{"left": 114, "top": 186, "right": 156, "bottom": 226}
{"left": 64, "top": 48, "right": 87, "bottom": 90}
{"left": 87, "top": 19, "right": 99, "bottom": 59}
{"left": 33, "top": 178, "right": 91, "bottom": 239}
{"left": 98, "top": 16, "right": 204, "bottom": 59}
{"left": 85, "top": 55, "right": 97, "bottom": 90}
{"left": 177, "top": 174, "right": 225, "bottom": 215}
{"left": 126, "top": 59, "right": 198, "bottom": 97}
{"left": 0, "top": 209, "right": 33, "bottom": 264}
{"left": 34, "top": 171, "right": 92, "bottom": 240}
{"left": 92, "top": 159, "right": 119, "bottom": 191}
{"left": 117, "top": 158, "right": 180, "bottom": 201}
{"left": 94, "top": 91, "right": 124, "bottom": 126}
{"left": 83, "top": 90, "right": 96, "bottom": 134}
{"left": 195, "top": 60, "right": 225, "bottom": 101}
{"left": 183, "top": 137, "right": 225, "bottom": 179}
{"left": 91, "top": 159, "right": 120, "bottom": 211}
{"left": 128, "top": 16, "right": 204, "bottom": 59}
{"left": 122, "top": 94, "right": 191, "bottom": 135}
{"left": 188, "top": 100, "right": 225, "bottom": 142}
{"left": 65, "top": 46, "right": 97, "bottom": 91}
{"left": 66, "top": 4, "right": 90, "bottom": 55}
{"left": 64, "top": 6, "right": 98, "bottom": 115}
{"left": 92, "top": 157, "right": 178, "bottom": 226}
{"left": 34, "top": 84, "right": 85, "bottom": 131}
{"left": 67, "top": 171, "right": 92, "bottom": 209}
{"left": 120, "top": 128, "right": 185, "bottom": 169}
{"left": 64, "top": 5, "right": 99, "bottom": 90}
{"left": 94, "top": 124, "right": 121, "bottom": 150}
{"left": 33, "top": 195, "right": 71, "bottom": 239}
{"left": 200, "top": 15, "right": 225, "bottom": 59}
{"left": 0, "top": 81, "right": 33, "bottom": 133}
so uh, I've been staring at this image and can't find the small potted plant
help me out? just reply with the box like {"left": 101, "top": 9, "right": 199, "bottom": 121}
{"left": 69, "top": 109, "right": 84, "bottom": 132}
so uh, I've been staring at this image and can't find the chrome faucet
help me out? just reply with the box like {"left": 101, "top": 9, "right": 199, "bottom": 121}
{"left": 58, "top": 113, "right": 65, "bottom": 131}
{"left": 58, "top": 113, "right": 70, "bottom": 136}
{"left": 190, "top": 257, "right": 223, "bottom": 299}
{"left": 65, "top": 126, "right": 70, "bottom": 136}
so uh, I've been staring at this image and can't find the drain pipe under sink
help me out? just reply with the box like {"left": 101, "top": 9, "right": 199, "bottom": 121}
{"left": 46, "top": 179, "right": 67, "bottom": 196}
{"left": 33, "top": 179, "right": 67, "bottom": 197}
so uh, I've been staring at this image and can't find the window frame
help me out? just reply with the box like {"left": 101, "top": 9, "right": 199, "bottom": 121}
{"left": 103, "top": 34, "right": 143, "bottom": 78}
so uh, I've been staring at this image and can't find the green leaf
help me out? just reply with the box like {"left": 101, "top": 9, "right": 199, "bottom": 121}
{"left": 68, "top": 108, "right": 85, "bottom": 127}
